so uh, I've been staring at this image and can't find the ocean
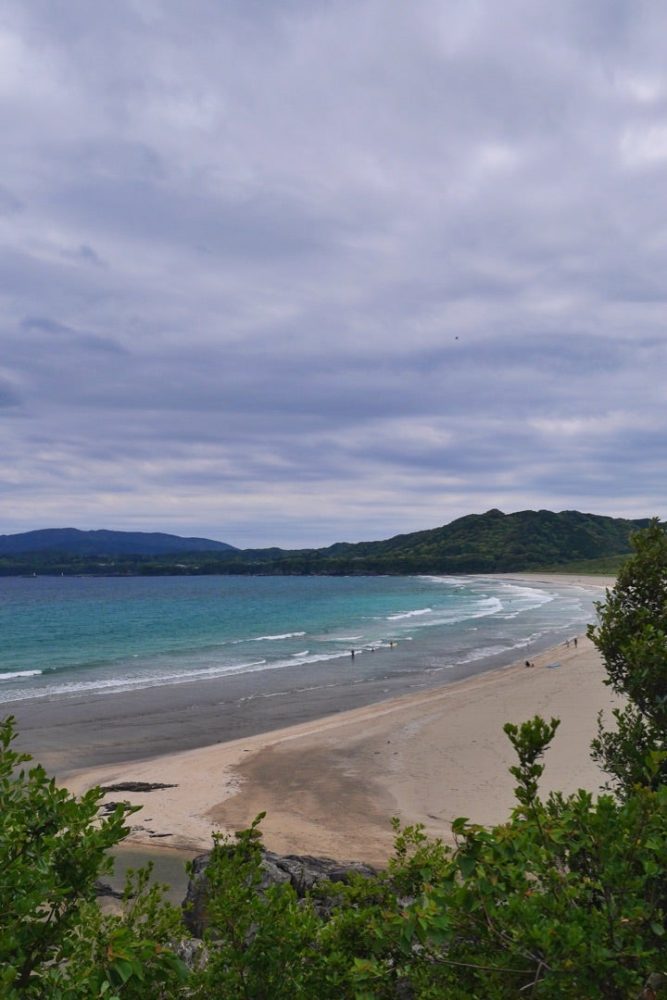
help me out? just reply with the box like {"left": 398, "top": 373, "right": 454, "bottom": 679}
{"left": 0, "top": 574, "right": 600, "bottom": 706}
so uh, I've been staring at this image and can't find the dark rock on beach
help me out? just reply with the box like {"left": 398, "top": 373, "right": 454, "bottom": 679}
{"left": 94, "top": 880, "right": 125, "bottom": 901}
{"left": 182, "top": 848, "right": 377, "bottom": 938}
{"left": 99, "top": 800, "right": 130, "bottom": 814}
{"left": 99, "top": 781, "right": 178, "bottom": 793}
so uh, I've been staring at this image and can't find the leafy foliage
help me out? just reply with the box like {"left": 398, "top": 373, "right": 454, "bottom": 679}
{"left": 186, "top": 816, "right": 351, "bottom": 999}
{"left": 373, "top": 718, "right": 667, "bottom": 999}
{"left": 2, "top": 709, "right": 666, "bottom": 997}
{"left": 0, "top": 716, "right": 186, "bottom": 998}
{"left": 589, "top": 518, "right": 667, "bottom": 793}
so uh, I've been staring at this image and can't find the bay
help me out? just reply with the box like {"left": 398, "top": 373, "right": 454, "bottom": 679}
{"left": 0, "top": 574, "right": 597, "bottom": 706}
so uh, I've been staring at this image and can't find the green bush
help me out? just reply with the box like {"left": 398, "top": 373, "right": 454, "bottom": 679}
{"left": 589, "top": 518, "right": 667, "bottom": 794}
{"left": 0, "top": 717, "right": 186, "bottom": 998}
{"left": 358, "top": 719, "right": 667, "bottom": 998}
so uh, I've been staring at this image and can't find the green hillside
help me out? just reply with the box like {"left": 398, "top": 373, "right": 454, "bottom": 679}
{"left": 0, "top": 509, "right": 648, "bottom": 576}
{"left": 217, "top": 508, "right": 648, "bottom": 575}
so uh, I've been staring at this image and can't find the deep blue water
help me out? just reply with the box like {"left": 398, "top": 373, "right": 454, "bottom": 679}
{"left": 0, "top": 574, "right": 597, "bottom": 704}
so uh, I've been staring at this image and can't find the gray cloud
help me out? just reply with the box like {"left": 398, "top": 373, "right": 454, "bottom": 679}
{"left": 0, "top": 184, "right": 23, "bottom": 215}
{"left": 1, "top": 1, "right": 666, "bottom": 545}
{"left": 0, "top": 378, "right": 21, "bottom": 407}
{"left": 61, "top": 244, "right": 107, "bottom": 268}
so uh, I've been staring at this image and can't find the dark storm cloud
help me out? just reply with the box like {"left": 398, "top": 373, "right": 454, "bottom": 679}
{"left": 2, "top": 0, "right": 667, "bottom": 544}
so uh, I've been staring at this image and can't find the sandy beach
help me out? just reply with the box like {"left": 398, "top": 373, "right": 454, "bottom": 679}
{"left": 64, "top": 574, "right": 620, "bottom": 866}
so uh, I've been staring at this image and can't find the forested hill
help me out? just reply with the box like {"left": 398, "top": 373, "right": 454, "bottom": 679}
{"left": 222, "top": 508, "right": 648, "bottom": 575}
{"left": 0, "top": 510, "right": 650, "bottom": 576}
{"left": 315, "top": 508, "right": 649, "bottom": 574}
{"left": 0, "top": 528, "right": 236, "bottom": 557}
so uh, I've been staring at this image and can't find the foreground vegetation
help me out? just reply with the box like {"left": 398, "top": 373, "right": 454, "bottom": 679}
{"left": 0, "top": 508, "right": 646, "bottom": 576}
{"left": 1, "top": 521, "right": 666, "bottom": 997}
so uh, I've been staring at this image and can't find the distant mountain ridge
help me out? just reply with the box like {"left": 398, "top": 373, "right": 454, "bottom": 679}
{"left": 0, "top": 510, "right": 651, "bottom": 576}
{"left": 221, "top": 508, "right": 649, "bottom": 575}
{"left": 316, "top": 508, "right": 649, "bottom": 569}
{"left": 0, "top": 528, "right": 236, "bottom": 556}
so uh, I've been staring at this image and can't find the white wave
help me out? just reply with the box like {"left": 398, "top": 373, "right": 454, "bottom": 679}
{"left": 387, "top": 607, "right": 433, "bottom": 620}
{"left": 0, "top": 659, "right": 267, "bottom": 703}
{"left": 0, "top": 646, "right": 357, "bottom": 705}
{"left": 481, "top": 580, "right": 555, "bottom": 606}
{"left": 250, "top": 631, "right": 306, "bottom": 641}
{"left": 500, "top": 583, "right": 550, "bottom": 598}
{"left": 292, "top": 650, "right": 310, "bottom": 657}
{"left": 460, "top": 644, "right": 511, "bottom": 662}
{"left": 458, "top": 630, "right": 543, "bottom": 664}
{"left": 408, "top": 597, "right": 504, "bottom": 629}
{"left": 230, "top": 631, "right": 307, "bottom": 645}
{"left": 322, "top": 635, "right": 363, "bottom": 642}
{"left": 274, "top": 650, "right": 350, "bottom": 667}
{"left": 419, "top": 576, "right": 465, "bottom": 586}
{"left": 477, "top": 597, "right": 503, "bottom": 609}
{"left": 0, "top": 669, "right": 42, "bottom": 681}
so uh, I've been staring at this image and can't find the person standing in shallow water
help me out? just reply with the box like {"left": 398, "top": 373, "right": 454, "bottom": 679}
{"left": 350, "top": 649, "right": 355, "bottom": 660}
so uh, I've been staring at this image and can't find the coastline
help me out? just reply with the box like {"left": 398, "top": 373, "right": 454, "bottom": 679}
{"left": 5, "top": 572, "right": 616, "bottom": 866}
{"left": 63, "top": 577, "right": 619, "bottom": 864}
{"left": 8, "top": 572, "right": 610, "bottom": 779}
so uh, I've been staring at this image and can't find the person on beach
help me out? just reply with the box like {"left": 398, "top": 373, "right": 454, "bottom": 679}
{"left": 574, "top": 636, "right": 578, "bottom": 648}
{"left": 350, "top": 648, "right": 355, "bottom": 660}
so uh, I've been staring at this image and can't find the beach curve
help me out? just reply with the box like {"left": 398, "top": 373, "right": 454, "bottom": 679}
{"left": 64, "top": 575, "right": 621, "bottom": 865}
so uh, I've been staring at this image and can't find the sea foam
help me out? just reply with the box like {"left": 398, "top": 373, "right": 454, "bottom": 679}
{"left": 386, "top": 607, "right": 433, "bottom": 620}
{"left": 0, "top": 669, "right": 43, "bottom": 681}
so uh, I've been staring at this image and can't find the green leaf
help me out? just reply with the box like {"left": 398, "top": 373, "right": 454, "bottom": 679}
{"left": 457, "top": 855, "right": 476, "bottom": 879}
{"left": 112, "top": 958, "right": 134, "bottom": 984}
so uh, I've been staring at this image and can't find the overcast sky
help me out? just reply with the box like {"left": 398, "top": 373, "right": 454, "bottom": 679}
{"left": 2, "top": 1, "right": 667, "bottom": 547}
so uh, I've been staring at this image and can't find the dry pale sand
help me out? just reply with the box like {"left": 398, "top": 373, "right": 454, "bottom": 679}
{"left": 66, "top": 573, "right": 621, "bottom": 866}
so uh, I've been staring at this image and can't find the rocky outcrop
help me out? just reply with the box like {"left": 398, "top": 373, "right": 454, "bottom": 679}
{"left": 182, "top": 849, "right": 377, "bottom": 938}
{"left": 94, "top": 880, "right": 125, "bottom": 900}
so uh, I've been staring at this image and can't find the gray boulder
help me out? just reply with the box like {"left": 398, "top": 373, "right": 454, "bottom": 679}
{"left": 182, "top": 848, "right": 377, "bottom": 938}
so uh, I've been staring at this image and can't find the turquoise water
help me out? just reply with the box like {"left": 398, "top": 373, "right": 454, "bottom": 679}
{"left": 0, "top": 574, "right": 597, "bottom": 704}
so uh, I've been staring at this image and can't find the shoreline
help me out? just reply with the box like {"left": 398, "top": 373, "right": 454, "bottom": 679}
{"left": 65, "top": 628, "right": 620, "bottom": 865}
{"left": 7, "top": 573, "right": 611, "bottom": 779}
{"left": 6, "top": 572, "right": 617, "bottom": 866}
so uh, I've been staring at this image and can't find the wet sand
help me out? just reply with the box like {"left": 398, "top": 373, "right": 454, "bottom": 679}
{"left": 8, "top": 573, "right": 613, "bottom": 781}
{"left": 65, "top": 632, "right": 621, "bottom": 865}
{"left": 10, "top": 573, "right": 617, "bottom": 865}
